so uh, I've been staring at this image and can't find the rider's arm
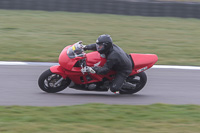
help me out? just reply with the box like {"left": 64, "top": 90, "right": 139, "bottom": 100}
{"left": 84, "top": 44, "right": 97, "bottom": 51}
{"left": 93, "top": 54, "right": 118, "bottom": 75}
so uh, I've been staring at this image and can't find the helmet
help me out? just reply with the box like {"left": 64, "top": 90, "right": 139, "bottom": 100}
{"left": 96, "top": 34, "right": 113, "bottom": 54}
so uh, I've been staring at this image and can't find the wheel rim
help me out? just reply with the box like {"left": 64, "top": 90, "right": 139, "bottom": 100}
{"left": 120, "top": 72, "right": 146, "bottom": 94}
{"left": 126, "top": 75, "right": 142, "bottom": 88}
{"left": 44, "top": 74, "right": 63, "bottom": 88}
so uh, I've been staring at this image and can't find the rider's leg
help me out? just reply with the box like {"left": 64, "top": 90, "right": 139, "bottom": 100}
{"left": 110, "top": 74, "right": 126, "bottom": 93}
{"left": 110, "top": 73, "right": 135, "bottom": 93}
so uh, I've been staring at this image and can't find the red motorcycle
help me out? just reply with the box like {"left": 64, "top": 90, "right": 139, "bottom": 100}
{"left": 38, "top": 41, "right": 158, "bottom": 94}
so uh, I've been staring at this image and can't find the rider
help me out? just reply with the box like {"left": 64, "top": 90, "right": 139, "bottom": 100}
{"left": 84, "top": 34, "right": 135, "bottom": 93}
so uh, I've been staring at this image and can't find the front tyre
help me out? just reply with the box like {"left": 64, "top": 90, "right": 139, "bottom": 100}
{"left": 119, "top": 71, "right": 147, "bottom": 94}
{"left": 38, "top": 69, "right": 71, "bottom": 93}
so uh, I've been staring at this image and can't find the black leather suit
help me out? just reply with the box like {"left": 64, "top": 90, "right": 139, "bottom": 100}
{"left": 85, "top": 43, "right": 133, "bottom": 92}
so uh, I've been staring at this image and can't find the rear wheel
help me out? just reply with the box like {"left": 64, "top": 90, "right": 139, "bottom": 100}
{"left": 119, "top": 72, "right": 147, "bottom": 94}
{"left": 38, "top": 69, "right": 71, "bottom": 93}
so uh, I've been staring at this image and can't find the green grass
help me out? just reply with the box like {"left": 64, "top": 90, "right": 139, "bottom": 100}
{"left": 0, "top": 9, "right": 200, "bottom": 66}
{"left": 0, "top": 104, "right": 200, "bottom": 133}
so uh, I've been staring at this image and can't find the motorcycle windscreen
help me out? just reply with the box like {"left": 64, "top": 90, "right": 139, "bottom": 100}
{"left": 59, "top": 45, "right": 78, "bottom": 70}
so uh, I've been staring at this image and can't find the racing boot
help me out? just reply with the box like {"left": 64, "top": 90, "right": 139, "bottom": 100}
{"left": 121, "top": 82, "right": 136, "bottom": 90}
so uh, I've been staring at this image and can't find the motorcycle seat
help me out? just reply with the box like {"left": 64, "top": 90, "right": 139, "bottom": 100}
{"left": 129, "top": 55, "right": 134, "bottom": 68}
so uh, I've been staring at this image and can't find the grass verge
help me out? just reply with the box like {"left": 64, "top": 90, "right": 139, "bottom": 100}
{"left": 0, "top": 10, "right": 200, "bottom": 65}
{"left": 0, "top": 103, "right": 200, "bottom": 133}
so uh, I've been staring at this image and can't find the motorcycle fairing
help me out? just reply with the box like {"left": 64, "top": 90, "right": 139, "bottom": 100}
{"left": 50, "top": 44, "right": 157, "bottom": 85}
{"left": 58, "top": 45, "right": 85, "bottom": 71}
{"left": 129, "top": 53, "right": 158, "bottom": 75}
{"left": 86, "top": 51, "right": 106, "bottom": 67}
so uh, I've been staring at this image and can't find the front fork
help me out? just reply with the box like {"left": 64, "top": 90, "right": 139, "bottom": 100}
{"left": 54, "top": 77, "right": 64, "bottom": 87}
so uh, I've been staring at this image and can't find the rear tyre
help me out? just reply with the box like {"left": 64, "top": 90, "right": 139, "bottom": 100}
{"left": 38, "top": 69, "right": 71, "bottom": 93}
{"left": 119, "top": 72, "right": 147, "bottom": 94}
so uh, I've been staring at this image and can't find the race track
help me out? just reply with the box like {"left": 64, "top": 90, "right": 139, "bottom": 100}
{"left": 0, "top": 64, "right": 200, "bottom": 106}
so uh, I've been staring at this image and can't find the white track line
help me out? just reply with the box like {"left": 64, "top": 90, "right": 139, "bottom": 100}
{"left": 152, "top": 65, "right": 200, "bottom": 70}
{"left": 0, "top": 61, "right": 58, "bottom": 66}
{"left": 0, "top": 61, "right": 200, "bottom": 70}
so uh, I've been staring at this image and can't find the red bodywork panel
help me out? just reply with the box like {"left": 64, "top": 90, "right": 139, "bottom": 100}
{"left": 86, "top": 51, "right": 106, "bottom": 67}
{"left": 58, "top": 45, "right": 84, "bottom": 71}
{"left": 129, "top": 53, "right": 158, "bottom": 75}
{"left": 50, "top": 44, "right": 158, "bottom": 84}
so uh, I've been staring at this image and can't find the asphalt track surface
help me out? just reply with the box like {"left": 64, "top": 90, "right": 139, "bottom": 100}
{"left": 0, "top": 64, "right": 200, "bottom": 106}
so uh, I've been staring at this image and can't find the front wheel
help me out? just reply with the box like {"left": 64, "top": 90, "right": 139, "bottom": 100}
{"left": 119, "top": 71, "right": 147, "bottom": 94}
{"left": 38, "top": 69, "right": 71, "bottom": 93}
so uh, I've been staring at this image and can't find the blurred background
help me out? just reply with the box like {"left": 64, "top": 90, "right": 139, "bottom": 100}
{"left": 1, "top": 0, "right": 200, "bottom": 18}
{"left": 0, "top": 0, "right": 200, "bottom": 65}
{"left": 1, "top": 1, "right": 200, "bottom": 133}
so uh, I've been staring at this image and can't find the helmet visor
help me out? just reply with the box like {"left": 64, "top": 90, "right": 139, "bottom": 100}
{"left": 96, "top": 43, "right": 104, "bottom": 51}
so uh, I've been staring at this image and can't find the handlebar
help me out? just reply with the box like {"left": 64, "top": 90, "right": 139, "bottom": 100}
{"left": 87, "top": 66, "right": 96, "bottom": 74}
{"left": 76, "top": 41, "right": 86, "bottom": 50}
{"left": 74, "top": 41, "right": 95, "bottom": 74}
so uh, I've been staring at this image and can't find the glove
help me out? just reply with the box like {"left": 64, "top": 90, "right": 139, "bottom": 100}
{"left": 92, "top": 66, "right": 109, "bottom": 75}
{"left": 86, "top": 66, "right": 96, "bottom": 74}
{"left": 83, "top": 45, "right": 88, "bottom": 51}
{"left": 92, "top": 66, "right": 100, "bottom": 73}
